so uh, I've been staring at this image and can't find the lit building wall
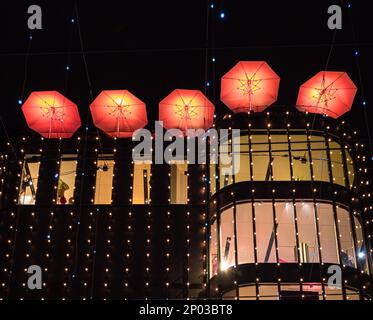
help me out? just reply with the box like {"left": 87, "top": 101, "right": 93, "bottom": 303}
{"left": 0, "top": 109, "right": 372, "bottom": 300}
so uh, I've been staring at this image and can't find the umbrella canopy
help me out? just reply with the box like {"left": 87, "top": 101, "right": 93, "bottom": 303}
{"left": 90, "top": 90, "right": 147, "bottom": 138}
{"left": 296, "top": 71, "right": 357, "bottom": 119}
{"left": 21, "top": 91, "right": 81, "bottom": 139}
{"left": 221, "top": 61, "right": 280, "bottom": 113}
{"left": 159, "top": 89, "right": 215, "bottom": 135}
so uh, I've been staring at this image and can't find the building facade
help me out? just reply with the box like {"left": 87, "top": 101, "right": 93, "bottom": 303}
{"left": 0, "top": 108, "right": 372, "bottom": 300}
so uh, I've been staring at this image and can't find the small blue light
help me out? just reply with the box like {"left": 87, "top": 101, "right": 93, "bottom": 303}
{"left": 29, "top": 35, "right": 33, "bottom": 40}
{"left": 86, "top": 127, "right": 89, "bottom": 130}
{"left": 54, "top": 173, "right": 59, "bottom": 179}
{"left": 71, "top": 18, "right": 75, "bottom": 23}
{"left": 47, "top": 235, "right": 51, "bottom": 240}
{"left": 347, "top": 3, "right": 352, "bottom": 8}
{"left": 371, "top": 156, "right": 373, "bottom": 161}
{"left": 220, "top": 12, "right": 225, "bottom": 19}
{"left": 66, "top": 65, "right": 70, "bottom": 71}
{"left": 210, "top": 3, "right": 214, "bottom": 9}
{"left": 206, "top": 82, "right": 211, "bottom": 87}
{"left": 17, "top": 100, "right": 23, "bottom": 105}
{"left": 212, "top": 57, "right": 216, "bottom": 62}
{"left": 362, "top": 101, "right": 367, "bottom": 106}
{"left": 354, "top": 50, "right": 359, "bottom": 56}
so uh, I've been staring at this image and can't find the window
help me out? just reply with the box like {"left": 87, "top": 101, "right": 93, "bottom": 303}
{"left": 170, "top": 161, "right": 188, "bottom": 204}
{"left": 234, "top": 135, "right": 251, "bottom": 183}
{"left": 219, "top": 136, "right": 233, "bottom": 189}
{"left": 56, "top": 156, "right": 77, "bottom": 205}
{"left": 94, "top": 158, "right": 114, "bottom": 204}
{"left": 346, "top": 149, "right": 355, "bottom": 188}
{"left": 211, "top": 203, "right": 360, "bottom": 269}
{"left": 297, "top": 203, "right": 319, "bottom": 263}
{"left": 325, "top": 285, "right": 343, "bottom": 300}
{"left": 310, "top": 137, "right": 330, "bottom": 183}
{"left": 209, "top": 220, "right": 218, "bottom": 278}
{"left": 290, "top": 135, "right": 311, "bottom": 181}
{"left": 317, "top": 203, "right": 339, "bottom": 264}
{"left": 276, "top": 202, "right": 297, "bottom": 263}
{"left": 220, "top": 207, "right": 234, "bottom": 270}
{"left": 236, "top": 203, "right": 254, "bottom": 264}
{"left": 271, "top": 135, "right": 291, "bottom": 181}
{"left": 19, "top": 155, "right": 40, "bottom": 205}
{"left": 251, "top": 135, "right": 269, "bottom": 181}
{"left": 255, "top": 202, "right": 276, "bottom": 263}
{"left": 329, "top": 141, "right": 345, "bottom": 186}
{"left": 209, "top": 163, "right": 216, "bottom": 196}
{"left": 132, "top": 162, "right": 151, "bottom": 204}
{"left": 223, "top": 285, "right": 256, "bottom": 300}
{"left": 354, "top": 216, "right": 369, "bottom": 274}
{"left": 337, "top": 207, "right": 356, "bottom": 268}
{"left": 259, "top": 285, "right": 278, "bottom": 300}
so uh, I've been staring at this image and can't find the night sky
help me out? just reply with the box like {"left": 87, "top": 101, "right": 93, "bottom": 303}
{"left": 1, "top": 0, "right": 372, "bottom": 154}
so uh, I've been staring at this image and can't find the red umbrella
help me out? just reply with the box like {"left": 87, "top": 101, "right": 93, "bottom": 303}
{"left": 159, "top": 89, "right": 215, "bottom": 134}
{"left": 221, "top": 61, "right": 280, "bottom": 113}
{"left": 21, "top": 91, "right": 81, "bottom": 139}
{"left": 90, "top": 90, "right": 147, "bottom": 138}
{"left": 296, "top": 71, "right": 357, "bottom": 119}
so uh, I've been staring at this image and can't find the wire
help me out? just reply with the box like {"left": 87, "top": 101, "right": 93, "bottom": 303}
{"left": 1, "top": 41, "right": 373, "bottom": 58}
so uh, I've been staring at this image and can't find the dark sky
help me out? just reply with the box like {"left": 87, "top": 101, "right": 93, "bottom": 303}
{"left": 1, "top": 0, "right": 372, "bottom": 155}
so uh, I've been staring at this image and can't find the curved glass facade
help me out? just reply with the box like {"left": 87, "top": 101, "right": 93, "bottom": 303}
{"left": 222, "top": 284, "right": 360, "bottom": 300}
{"left": 209, "top": 202, "right": 368, "bottom": 277}
{"left": 209, "top": 132, "right": 355, "bottom": 195}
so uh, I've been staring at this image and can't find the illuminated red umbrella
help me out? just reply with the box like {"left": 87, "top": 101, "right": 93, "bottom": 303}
{"left": 90, "top": 90, "right": 147, "bottom": 138}
{"left": 21, "top": 91, "right": 81, "bottom": 139}
{"left": 159, "top": 89, "right": 215, "bottom": 134}
{"left": 296, "top": 71, "right": 357, "bottom": 119}
{"left": 221, "top": 61, "right": 280, "bottom": 113}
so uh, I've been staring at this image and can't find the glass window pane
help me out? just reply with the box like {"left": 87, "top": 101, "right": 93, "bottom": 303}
{"left": 317, "top": 203, "right": 339, "bottom": 264}
{"left": 337, "top": 207, "right": 356, "bottom": 268}
{"left": 310, "top": 138, "right": 330, "bottom": 182}
{"left": 219, "top": 138, "right": 233, "bottom": 189}
{"left": 19, "top": 155, "right": 40, "bottom": 205}
{"left": 259, "top": 285, "right": 278, "bottom": 300}
{"left": 209, "top": 163, "right": 216, "bottom": 196}
{"left": 329, "top": 141, "right": 345, "bottom": 186}
{"left": 271, "top": 135, "right": 291, "bottom": 181}
{"left": 354, "top": 216, "right": 369, "bottom": 274}
{"left": 325, "top": 285, "right": 343, "bottom": 300}
{"left": 276, "top": 202, "right": 297, "bottom": 263}
{"left": 209, "top": 220, "right": 218, "bottom": 278}
{"left": 345, "top": 149, "right": 355, "bottom": 188}
{"left": 303, "top": 283, "right": 323, "bottom": 300}
{"left": 346, "top": 289, "right": 360, "bottom": 300}
{"left": 170, "top": 161, "right": 188, "bottom": 204}
{"left": 220, "top": 208, "right": 235, "bottom": 270}
{"left": 223, "top": 285, "right": 256, "bottom": 300}
{"left": 297, "top": 203, "right": 319, "bottom": 263}
{"left": 251, "top": 135, "right": 269, "bottom": 181}
{"left": 132, "top": 162, "right": 151, "bottom": 204}
{"left": 280, "top": 284, "right": 302, "bottom": 300}
{"left": 57, "top": 156, "right": 77, "bottom": 205}
{"left": 236, "top": 203, "right": 254, "bottom": 264}
{"left": 234, "top": 135, "right": 251, "bottom": 183}
{"left": 94, "top": 159, "right": 114, "bottom": 204}
{"left": 255, "top": 202, "right": 276, "bottom": 263}
{"left": 290, "top": 135, "right": 311, "bottom": 181}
